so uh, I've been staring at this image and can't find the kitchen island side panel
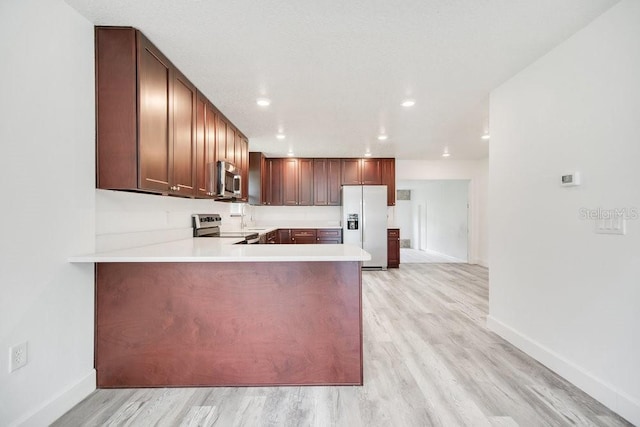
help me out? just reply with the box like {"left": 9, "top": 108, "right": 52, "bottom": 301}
{"left": 96, "top": 261, "right": 362, "bottom": 387}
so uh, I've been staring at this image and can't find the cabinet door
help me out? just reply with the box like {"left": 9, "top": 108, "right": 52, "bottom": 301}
{"left": 361, "top": 158, "right": 381, "bottom": 185}
{"left": 138, "top": 37, "right": 172, "bottom": 192}
{"left": 313, "top": 159, "right": 328, "bottom": 206}
{"left": 205, "top": 103, "right": 218, "bottom": 196}
{"left": 292, "top": 229, "right": 317, "bottom": 244}
{"left": 341, "top": 159, "right": 361, "bottom": 185}
{"left": 282, "top": 158, "right": 299, "bottom": 206}
{"left": 171, "top": 71, "right": 197, "bottom": 196}
{"left": 387, "top": 229, "right": 400, "bottom": 268}
{"left": 298, "top": 159, "right": 314, "bottom": 206}
{"left": 381, "top": 158, "right": 396, "bottom": 206}
{"left": 216, "top": 115, "right": 227, "bottom": 162}
{"left": 327, "top": 159, "right": 342, "bottom": 205}
{"left": 235, "top": 133, "right": 243, "bottom": 169}
{"left": 240, "top": 137, "right": 249, "bottom": 201}
{"left": 226, "top": 125, "right": 236, "bottom": 164}
{"left": 195, "top": 93, "right": 207, "bottom": 197}
{"left": 266, "top": 158, "right": 283, "bottom": 205}
{"left": 317, "top": 229, "right": 342, "bottom": 244}
{"left": 277, "top": 229, "right": 292, "bottom": 244}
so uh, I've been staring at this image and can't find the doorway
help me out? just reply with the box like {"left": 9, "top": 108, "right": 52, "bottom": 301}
{"left": 396, "top": 180, "right": 470, "bottom": 264}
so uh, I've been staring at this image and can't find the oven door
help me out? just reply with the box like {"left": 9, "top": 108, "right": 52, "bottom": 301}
{"left": 217, "top": 161, "right": 242, "bottom": 199}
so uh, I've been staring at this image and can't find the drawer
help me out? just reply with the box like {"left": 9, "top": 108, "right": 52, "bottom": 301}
{"left": 388, "top": 229, "right": 400, "bottom": 237}
{"left": 291, "top": 229, "right": 317, "bottom": 238}
{"left": 317, "top": 229, "right": 342, "bottom": 238}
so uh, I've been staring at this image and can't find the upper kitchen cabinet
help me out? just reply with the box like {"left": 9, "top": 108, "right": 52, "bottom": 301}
{"left": 96, "top": 26, "right": 248, "bottom": 199}
{"left": 282, "top": 158, "right": 314, "bottom": 206}
{"left": 249, "top": 153, "right": 283, "bottom": 205}
{"left": 341, "top": 159, "right": 381, "bottom": 185}
{"left": 314, "top": 159, "right": 341, "bottom": 206}
{"left": 381, "top": 158, "right": 396, "bottom": 206}
{"left": 96, "top": 27, "right": 195, "bottom": 196}
{"left": 361, "top": 158, "right": 381, "bottom": 185}
{"left": 341, "top": 159, "right": 361, "bottom": 185}
{"left": 195, "top": 94, "right": 218, "bottom": 198}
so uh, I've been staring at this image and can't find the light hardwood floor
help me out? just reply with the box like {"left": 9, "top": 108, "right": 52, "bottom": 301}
{"left": 53, "top": 264, "right": 631, "bottom": 426}
{"left": 401, "top": 248, "right": 465, "bottom": 263}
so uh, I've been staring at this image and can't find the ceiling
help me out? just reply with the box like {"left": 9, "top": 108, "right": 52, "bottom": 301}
{"left": 66, "top": 0, "right": 617, "bottom": 160}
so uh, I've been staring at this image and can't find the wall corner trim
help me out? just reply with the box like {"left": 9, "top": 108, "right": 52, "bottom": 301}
{"left": 11, "top": 370, "right": 96, "bottom": 427}
{"left": 486, "top": 316, "right": 639, "bottom": 426}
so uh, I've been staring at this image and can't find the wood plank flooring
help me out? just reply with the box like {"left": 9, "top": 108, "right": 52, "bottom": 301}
{"left": 53, "top": 264, "right": 631, "bottom": 426}
{"left": 401, "top": 248, "right": 465, "bottom": 263}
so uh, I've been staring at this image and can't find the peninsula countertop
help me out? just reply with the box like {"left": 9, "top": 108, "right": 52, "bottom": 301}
{"left": 69, "top": 238, "right": 371, "bottom": 263}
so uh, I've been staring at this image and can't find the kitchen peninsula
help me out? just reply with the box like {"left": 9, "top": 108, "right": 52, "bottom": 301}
{"left": 71, "top": 239, "right": 370, "bottom": 388}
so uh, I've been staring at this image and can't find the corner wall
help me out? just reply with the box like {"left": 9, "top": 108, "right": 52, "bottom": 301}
{"left": 489, "top": 1, "right": 640, "bottom": 424}
{"left": 0, "top": 0, "right": 96, "bottom": 424}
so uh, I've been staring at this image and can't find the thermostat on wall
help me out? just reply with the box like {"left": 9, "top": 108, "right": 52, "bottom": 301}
{"left": 560, "top": 172, "right": 581, "bottom": 187}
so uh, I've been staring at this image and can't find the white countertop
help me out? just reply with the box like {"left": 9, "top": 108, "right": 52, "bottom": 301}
{"left": 69, "top": 238, "right": 371, "bottom": 263}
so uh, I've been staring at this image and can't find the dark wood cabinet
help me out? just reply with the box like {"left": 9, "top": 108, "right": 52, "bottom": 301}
{"left": 361, "top": 158, "right": 381, "bottom": 185}
{"left": 96, "top": 27, "right": 197, "bottom": 196}
{"left": 95, "top": 26, "right": 248, "bottom": 199}
{"left": 341, "top": 159, "right": 362, "bottom": 185}
{"left": 282, "top": 158, "right": 314, "bottom": 206}
{"left": 313, "top": 159, "right": 329, "bottom": 205}
{"left": 298, "top": 159, "right": 314, "bottom": 206}
{"left": 387, "top": 228, "right": 400, "bottom": 268}
{"left": 282, "top": 158, "right": 299, "bottom": 206}
{"left": 264, "top": 158, "right": 283, "bottom": 205}
{"left": 317, "top": 229, "right": 343, "bottom": 244}
{"left": 274, "top": 229, "right": 341, "bottom": 244}
{"left": 314, "top": 159, "right": 341, "bottom": 206}
{"left": 249, "top": 154, "right": 393, "bottom": 206}
{"left": 381, "top": 158, "right": 396, "bottom": 206}
{"left": 291, "top": 229, "right": 317, "bottom": 244}
{"left": 137, "top": 34, "right": 172, "bottom": 193}
{"left": 277, "top": 229, "right": 291, "bottom": 244}
{"left": 171, "top": 70, "right": 197, "bottom": 196}
{"left": 195, "top": 92, "right": 215, "bottom": 198}
{"left": 342, "top": 158, "right": 381, "bottom": 186}
{"left": 266, "top": 230, "right": 277, "bottom": 244}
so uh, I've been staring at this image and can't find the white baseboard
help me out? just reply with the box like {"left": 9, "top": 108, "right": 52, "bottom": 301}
{"left": 13, "top": 369, "right": 96, "bottom": 427}
{"left": 486, "top": 316, "right": 639, "bottom": 426}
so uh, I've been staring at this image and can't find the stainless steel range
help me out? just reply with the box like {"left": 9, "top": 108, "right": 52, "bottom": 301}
{"left": 192, "top": 214, "right": 260, "bottom": 244}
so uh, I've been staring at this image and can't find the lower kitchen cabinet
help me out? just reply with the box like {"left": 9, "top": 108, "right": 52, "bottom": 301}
{"left": 291, "top": 229, "right": 317, "bottom": 244}
{"left": 277, "top": 229, "right": 292, "bottom": 244}
{"left": 274, "top": 228, "right": 342, "bottom": 244}
{"left": 387, "top": 228, "right": 400, "bottom": 268}
{"left": 316, "top": 229, "right": 343, "bottom": 244}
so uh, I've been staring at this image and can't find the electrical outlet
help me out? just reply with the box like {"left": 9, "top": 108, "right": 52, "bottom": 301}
{"left": 9, "top": 342, "right": 28, "bottom": 372}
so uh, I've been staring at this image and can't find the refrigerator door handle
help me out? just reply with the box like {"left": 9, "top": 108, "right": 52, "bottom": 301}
{"left": 361, "top": 199, "right": 365, "bottom": 243}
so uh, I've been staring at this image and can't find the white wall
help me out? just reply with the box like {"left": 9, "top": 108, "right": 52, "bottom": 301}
{"left": 488, "top": 1, "right": 640, "bottom": 424}
{"left": 397, "top": 180, "right": 469, "bottom": 261}
{"left": 396, "top": 159, "right": 488, "bottom": 266}
{"left": 0, "top": 0, "right": 96, "bottom": 425}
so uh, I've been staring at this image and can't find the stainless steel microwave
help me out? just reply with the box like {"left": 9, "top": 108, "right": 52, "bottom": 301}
{"left": 217, "top": 161, "right": 242, "bottom": 199}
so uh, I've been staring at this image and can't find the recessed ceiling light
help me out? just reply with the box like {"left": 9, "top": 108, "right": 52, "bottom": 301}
{"left": 442, "top": 152, "right": 451, "bottom": 158}
{"left": 287, "top": 151, "right": 295, "bottom": 157}
{"left": 364, "top": 152, "right": 372, "bottom": 157}
{"left": 276, "top": 133, "right": 286, "bottom": 140}
{"left": 481, "top": 133, "right": 490, "bottom": 140}
{"left": 256, "top": 98, "right": 271, "bottom": 107}
{"left": 401, "top": 99, "right": 416, "bottom": 107}
{"left": 377, "top": 134, "right": 388, "bottom": 141}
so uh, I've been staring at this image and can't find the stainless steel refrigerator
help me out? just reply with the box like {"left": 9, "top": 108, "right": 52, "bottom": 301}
{"left": 342, "top": 185, "right": 388, "bottom": 269}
